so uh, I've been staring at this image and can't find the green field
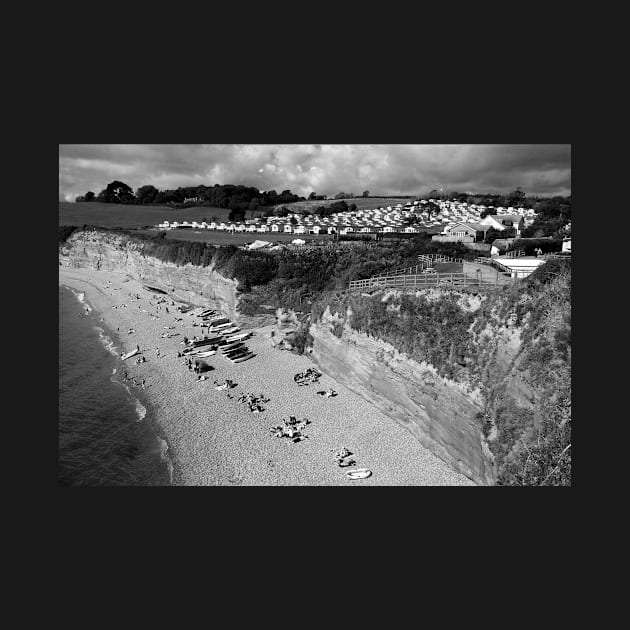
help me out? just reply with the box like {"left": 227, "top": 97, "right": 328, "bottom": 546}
{"left": 59, "top": 202, "right": 253, "bottom": 228}
{"left": 276, "top": 197, "right": 411, "bottom": 213}
{"left": 135, "top": 228, "right": 334, "bottom": 246}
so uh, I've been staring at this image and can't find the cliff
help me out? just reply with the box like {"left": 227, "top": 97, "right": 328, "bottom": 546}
{"left": 307, "top": 284, "right": 559, "bottom": 486}
{"left": 309, "top": 306, "right": 496, "bottom": 484}
{"left": 59, "top": 229, "right": 241, "bottom": 322}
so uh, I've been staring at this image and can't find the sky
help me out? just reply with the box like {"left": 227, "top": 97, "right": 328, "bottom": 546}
{"left": 59, "top": 144, "right": 571, "bottom": 202}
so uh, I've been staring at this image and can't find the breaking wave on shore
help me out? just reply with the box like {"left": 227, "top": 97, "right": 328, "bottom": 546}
{"left": 59, "top": 284, "right": 172, "bottom": 486}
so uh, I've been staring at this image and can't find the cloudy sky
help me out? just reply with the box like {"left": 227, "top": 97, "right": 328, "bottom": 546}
{"left": 59, "top": 144, "right": 571, "bottom": 202}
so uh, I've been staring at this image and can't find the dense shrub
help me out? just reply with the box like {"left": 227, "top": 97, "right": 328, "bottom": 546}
{"left": 59, "top": 225, "right": 79, "bottom": 243}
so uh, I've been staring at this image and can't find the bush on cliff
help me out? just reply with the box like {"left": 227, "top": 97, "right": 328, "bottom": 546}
{"left": 59, "top": 225, "right": 79, "bottom": 243}
{"left": 311, "top": 269, "right": 571, "bottom": 485}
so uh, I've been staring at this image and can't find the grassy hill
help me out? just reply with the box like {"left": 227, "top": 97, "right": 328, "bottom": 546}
{"left": 59, "top": 202, "right": 253, "bottom": 228}
{"left": 275, "top": 197, "right": 411, "bottom": 214}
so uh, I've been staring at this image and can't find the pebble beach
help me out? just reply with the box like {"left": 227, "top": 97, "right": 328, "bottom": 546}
{"left": 59, "top": 266, "right": 476, "bottom": 486}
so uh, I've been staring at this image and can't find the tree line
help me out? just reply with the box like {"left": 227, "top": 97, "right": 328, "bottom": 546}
{"left": 75, "top": 181, "right": 305, "bottom": 217}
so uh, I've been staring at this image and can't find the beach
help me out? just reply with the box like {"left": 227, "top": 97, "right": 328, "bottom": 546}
{"left": 59, "top": 267, "right": 476, "bottom": 486}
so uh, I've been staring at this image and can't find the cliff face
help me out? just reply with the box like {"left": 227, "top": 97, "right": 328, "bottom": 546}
{"left": 59, "top": 230, "right": 240, "bottom": 321}
{"left": 309, "top": 300, "right": 538, "bottom": 486}
{"left": 309, "top": 307, "right": 495, "bottom": 484}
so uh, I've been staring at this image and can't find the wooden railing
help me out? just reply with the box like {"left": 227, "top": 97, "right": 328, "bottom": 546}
{"left": 419, "top": 253, "right": 464, "bottom": 264}
{"left": 348, "top": 272, "right": 505, "bottom": 291}
{"left": 504, "top": 249, "right": 525, "bottom": 258}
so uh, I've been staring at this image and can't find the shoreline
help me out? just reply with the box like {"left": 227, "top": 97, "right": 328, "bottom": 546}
{"left": 59, "top": 266, "right": 476, "bottom": 486}
{"left": 60, "top": 283, "right": 177, "bottom": 485}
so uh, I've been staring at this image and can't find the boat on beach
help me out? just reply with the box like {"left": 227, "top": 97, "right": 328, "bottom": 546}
{"left": 219, "top": 340, "right": 243, "bottom": 351}
{"left": 191, "top": 349, "right": 216, "bottom": 358}
{"left": 207, "top": 316, "right": 229, "bottom": 326}
{"left": 230, "top": 352, "right": 255, "bottom": 363}
{"left": 121, "top": 348, "right": 140, "bottom": 361}
{"left": 220, "top": 326, "right": 240, "bottom": 335}
{"left": 190, "top": 336, "right": 223, "bottom": 347}
{"left": 224, "top": 346, "right": 249, "bottom": 359}
{"left": 222, "top": 348, "right": 244, "bottom": 359}
{"left": 226, "top": 332, "right": 251, "bottom": 342}
{"left": 209, "top": 322, "right": 232, "bottom": 331}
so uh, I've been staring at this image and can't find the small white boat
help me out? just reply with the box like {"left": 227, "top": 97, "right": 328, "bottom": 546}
{"left": 226, "top": 332, "right": 251, "bottom": 342}
{"left": 221, "top": 326, "right": 240, "bottom": 335}
{"left": 192, "top": 350, "right": 216, "bottom": 358}
{"left": 210, "top": 322, "right": 232, "bottom": 330}
{"left": 345, "top": 468, "right": 372, "bottom": 480}
{"left": 121, "top": 348, "right": 139, "bottom": 361}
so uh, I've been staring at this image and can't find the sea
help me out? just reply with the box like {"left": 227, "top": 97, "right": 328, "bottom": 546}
{"left": 59, "top": 284, "right": 173, "bottom": 486}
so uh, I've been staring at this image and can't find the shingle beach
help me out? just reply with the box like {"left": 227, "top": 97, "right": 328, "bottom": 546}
{"left": 59, "top": 267, "right": 476, "bottom": 486}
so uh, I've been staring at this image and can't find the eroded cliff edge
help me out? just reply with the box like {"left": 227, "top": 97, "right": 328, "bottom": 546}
{"left": 59, "top": 229, "right": 241, "bottom": 321}
{"left": 306, "top": 283, "right": 563, "bottom": 486}
{"left": 309, "top": 307, "right": 499, "bottom": 484}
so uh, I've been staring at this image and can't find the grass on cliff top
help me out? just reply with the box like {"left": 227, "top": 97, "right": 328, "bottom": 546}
{"left": 59, "top": 202, "right": 252, "bottom": 229}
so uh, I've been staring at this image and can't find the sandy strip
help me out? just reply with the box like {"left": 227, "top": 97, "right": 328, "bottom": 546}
{"left": 59, "top": 267, "right": 476, "bottom": 486}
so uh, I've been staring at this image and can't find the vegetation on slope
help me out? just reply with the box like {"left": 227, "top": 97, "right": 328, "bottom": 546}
{"left": 309, "top": 259, "right": 571, "bottom": 486}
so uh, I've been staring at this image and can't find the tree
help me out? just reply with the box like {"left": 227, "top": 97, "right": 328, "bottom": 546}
{"left": 308, "top": 192, "right": 318, "bottom": 200}
{"left": 424, "top": 201, "right": 440, "bottom": 220}
{"left": 290, "top": 216, "right": 298, "bottom": 225}
{"left": 428, "top": 189, "right": 440, "bottom": 200}
{"left": 228, "top": 207, "right": 246, "bottom": 222}
{"left": 362, "top": 190, "right": 370, "bottom": 198}
{"left": 349, "top": 203, "right": 357, "bottom": 212}
{"left": 507, "top": 187, "right": 526, "bottom": 207}
{"left": 97, "top": 180, "right": 135, "bottom": 204}
{"left": 84, "top": 191, "right": 95, "bottom": 202}
{"left": 136, "top": 185, "right": 159, "bottom": 204}
{"left": 335, "top": 192, "right": 348, "bottom": 199}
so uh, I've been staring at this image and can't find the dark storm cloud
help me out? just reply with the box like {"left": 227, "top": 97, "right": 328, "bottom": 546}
{"left": 58, "top": 144, "right": 570, "bottom": 201}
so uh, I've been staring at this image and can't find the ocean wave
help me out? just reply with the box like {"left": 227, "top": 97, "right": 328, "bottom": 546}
{"left": 71, "top": 289, "right": 93, "bottom": 312}
{"left": 135, "top": 399, "right": 147, "bottom": 422}
{"left": 95, "top": 326, "right": 119, "bottom": 357}
{"left": 157, "top": 437, "right": 174, "bottom": 484}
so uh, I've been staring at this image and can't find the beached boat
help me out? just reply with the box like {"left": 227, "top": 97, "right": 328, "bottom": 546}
{"left": 230, "top": 352, "right": 254, "bottom": 363}
{"left": 121, "top": 348, "right": 139, "bottom": 361}
{"left": 226, "top": 332, "right": 251, "bottom": 342}
{"left": 220, "top": 341, "right": 243, "bottom": 352}
{"left": 210, "top": 322, "right": 232, "bottom": 330}
{"left": 224, "top": 346, "right": 249, "bottom": 359}
{"left": 208, "top": 317, "right": 229, "bottom": 325}
{"left": 220, "top": 326, "right": 240, "bottom": 335}
{"left": 191, "top": 336, "right": 223, "bottom": 347}
{"left": 192, "top": 349, "right": 216, "bottom": 358}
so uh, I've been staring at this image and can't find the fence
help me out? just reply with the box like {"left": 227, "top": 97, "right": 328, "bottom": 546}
{"left": 348, "top": 272, "right": 504, "bottom": 291}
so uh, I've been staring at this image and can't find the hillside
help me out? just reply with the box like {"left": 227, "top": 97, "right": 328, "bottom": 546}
{"left": 59, "top": 202, "right": 252, "bottom": 229}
